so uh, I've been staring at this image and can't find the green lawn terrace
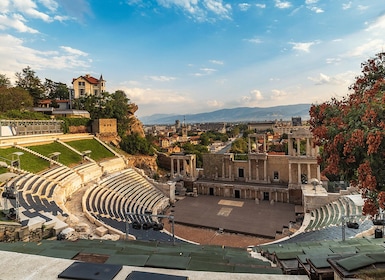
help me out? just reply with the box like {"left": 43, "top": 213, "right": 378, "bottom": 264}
{"left": 0, "top": 135, "right": 120, "bottom": 175}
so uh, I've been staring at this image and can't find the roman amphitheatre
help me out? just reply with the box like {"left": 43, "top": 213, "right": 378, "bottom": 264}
{"left": 0, "top": 128, "right": 383, "bottom": 279}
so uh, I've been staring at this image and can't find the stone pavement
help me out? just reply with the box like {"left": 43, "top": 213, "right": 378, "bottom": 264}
{"left": 0, "top": 251, "right": 308, "bottom": 280}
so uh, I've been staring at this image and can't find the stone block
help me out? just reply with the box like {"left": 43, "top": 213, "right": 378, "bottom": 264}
{"left": 95, "top": 226, "right": 108, "bottom": 237}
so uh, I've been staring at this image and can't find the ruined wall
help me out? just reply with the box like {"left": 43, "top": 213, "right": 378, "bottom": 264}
{"left": 202, "top": 154, "right": 224, "bottom": 179}
{"left": 0, "top": 222, "right": 55, "bottom": 242}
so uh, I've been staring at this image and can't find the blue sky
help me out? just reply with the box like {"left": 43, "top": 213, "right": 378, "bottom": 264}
{"left": 0, "top": 1, "right": 384, "bottom": 118}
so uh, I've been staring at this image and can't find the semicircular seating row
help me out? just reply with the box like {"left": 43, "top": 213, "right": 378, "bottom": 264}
{"left": 7, "top": 163, "right": 102, "bottom": 227}
{"left": 84, "top": 168, "right": 169, "bottom": 228}
{"left": 304, "top": 195, "right": 364, "bottom": 232}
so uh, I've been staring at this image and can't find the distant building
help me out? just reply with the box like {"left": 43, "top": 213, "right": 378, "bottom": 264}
{"left": 72, "top": 74, "right": 106, "bottom": 99}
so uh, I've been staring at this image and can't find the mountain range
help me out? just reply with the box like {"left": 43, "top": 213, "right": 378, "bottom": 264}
{"left": 139, "top": 104, "right": 312, "bottom": 125}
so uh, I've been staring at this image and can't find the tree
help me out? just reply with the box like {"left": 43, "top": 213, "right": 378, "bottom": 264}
{"left": 44, "top": 79, "right": 69, "bottom": 100}
{"left": 230, "top": 138, "right": 248, "bottom": 153}
{"left": 15, "top": 66, "right": 45, "bottom": 106}
{"left": 0, "top": 86, "right": 33, "bottom": 112}
{"left": 309, "top": 52, "right": 385, "bottom": 216}
{"left": 0, "top": 74, "right": 11, "bottom": 88}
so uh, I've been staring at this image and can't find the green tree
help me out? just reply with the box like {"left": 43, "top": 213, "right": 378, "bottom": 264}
{"left": 44, "top": 79, "right": 69, "bottom": 100}
{"left": 0, "top": 74, "right": 11, "bottom": 88}
{"left": 120, "top": 133, "right": 154, "bottom": 155}
{"left": 181, "top": 142, "right": 208, "bottom": 168}
{"left": 230, "top": 138, "right": 248, "bottom": 153}
{"left": 15, "top": 66, "right": 45, "bottom": 106}
{"left": 0, "top": 87, "right": 33, "bottom": 112}
{"left": 309, "top": 52, "right": 385, "bottom": 216}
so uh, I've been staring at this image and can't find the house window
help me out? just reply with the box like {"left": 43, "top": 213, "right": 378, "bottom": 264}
{"left": 80, "top": 89, "right": 84, "bottom": 96}
{"left": 273, "top": 171, "right": 279, "bottom": 180}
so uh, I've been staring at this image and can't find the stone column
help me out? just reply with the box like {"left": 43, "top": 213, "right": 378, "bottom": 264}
{"left": 288, "top": 162, "right": 292, "bottom": 185}
{"left": 296, "top": 138, "right": 301, "bottom": 156}
{"left": 264, "top": 160, "right": 267, "bottom": 182}
{"left": 297, "top": 163, "right": 301, "bottom": 184}
{"left": 248, "top": 159, "right": 251, "bottom": 181}
{"left": 255, "top": 160, "right": 259, "bottom": 181}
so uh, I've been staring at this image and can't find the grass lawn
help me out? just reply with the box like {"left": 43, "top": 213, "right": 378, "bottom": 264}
{"left": 27, "top": 142, "right": 82, "bottom": 167}
{"left": 0, "top": 147, "right": 49, "bottom": 173}
{"left": 65, "top": 139, "right": 115, "bottom": 161}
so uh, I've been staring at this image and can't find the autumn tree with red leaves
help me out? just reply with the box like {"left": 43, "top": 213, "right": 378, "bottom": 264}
{"left": 309, "top": 52, "right": 385, "bottom": 217}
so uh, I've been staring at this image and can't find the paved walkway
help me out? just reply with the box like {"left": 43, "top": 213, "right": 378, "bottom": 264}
{"left": 0, "top": 251, "right": 308, "bottom": 280}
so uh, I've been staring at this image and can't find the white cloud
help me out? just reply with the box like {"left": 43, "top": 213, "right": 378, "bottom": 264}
{"left": 305, "top": 0, "right": 318, "bottom": 4}
{"left": 38, "top": 0, "right": 59, "bottom": 12}
{"left": 255, "top": 3, "right": 266, "bottom": 9}
{"left": 239, "top": 3, "right": 250, "bottom": 12}
{"left": 60, "top": 46, "right": 88, "bottom": 56}
{"left": 0, "top": 14, "right": 39, "bottom": 33}
{"left": 365, "top": 14, "right": 385, "bottom": 32}
{"left": 308, "top": 73, "right": 339, "bottom": 85}
{"left": 147, "top": 75, "right": 176, "bottom": 82}
{"left": 12, "top": 0, "right": 52, "bottom": 22}
{"left": 342, "top": 2, "right": 352, "bottom": 10}
{"left": 345, "top": 39, "right": 385, "bottom": 57}
{"left": 274, "top": 0, "right": 291, "bottom": 9}
{"left": 206, "top": 99, "right": 224, "bottom": 108}
{"left": 209, "top": 59, "right": 224, "bottom": 65}
{"left": 308, "top": 6, "right": 324, "bottom": 13}
{"left": 193, "top": 67, "right": 217, "bottom": 76}
{"left": 290, "top": 41, "right": 318, "bottom": 52}
{"left": 357, "top": 5, "right": 368, "bottom": 11}
{"left": 204, "top": 0, "right": 231, "bottom": 19}
{"left": 244, "top": 37, "right": 262, "bottom": 44}
{"left": 147, "top": 0, "right": 232, "bottom": 21}
{"left": 271, "top": 89, "right": 288, "bottom": 100}
{"left": 122, "top": 87, "right": 193, "bottom": 105}
{"left": 0, "top": 34, "right": 91, "bottom": 80}
{"left": 238, "top": 90, "right": 264, "bottom": 106}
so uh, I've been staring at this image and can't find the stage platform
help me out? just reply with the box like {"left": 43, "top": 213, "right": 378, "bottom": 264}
{"left": 172, "top": 195, "right": 297, "bottom": 238}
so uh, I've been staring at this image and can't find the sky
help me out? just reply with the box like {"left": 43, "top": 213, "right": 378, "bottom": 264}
{"left": 0, "top": 0, "right": 385, "bottom": 118}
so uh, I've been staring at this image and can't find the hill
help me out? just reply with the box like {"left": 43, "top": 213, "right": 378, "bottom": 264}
{"left": 139, "top": 104, "right": 312, "bottom": 124}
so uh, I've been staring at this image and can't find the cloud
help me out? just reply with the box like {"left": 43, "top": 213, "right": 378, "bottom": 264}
{"left": 244, "top": 37, "right": 262, "bottom": 44}
{"left": 271, "top": 89, "right": 288, "bottom": 100}
{"left": 238, "top": 3, "right": 251, "bottom": 12}
{"left": 345, "top": 39, "right": 385, "bottom": 57}
{"left": 0, "top": 13, "right": 39, "bottom": 33}
{"left": 206, "top": 99, "right": 224, "bottom": 108}
{"left": 308, "top": 6, "right": 324, "bottom": 13}
{"left": 132, "top": 0, "right": 232, "bottom": 22}
{"left": 305, "top": 0, "right": 318, "bottom": 4}
{"left": 209, "top": 59, "right": 224, "bottom": 65}
{"left": 56, "top": 0, "right": 93, "bottom": 23}
{"left": 238, "top": 90, "right": 264, "bottom": 106}
{"left": 342, "top": 2, "right": 352, "bottom": 10}
{"left": 290, "top": 41, "right": 318, "bottom": 52}
{"left": 274, "top": 0, "right": 291, "bottom": 9}
{"left": 308, "top": 73, "right": 347, "bottom": 85}
{"left": 121, "top": 86, "right": 193, "bottom": 105}
{"left": 255, "top": 4, "right": 266, "bottom": 9}
{"left": 193, "top": 68, "right": 217, "bottom": 76}
{"left": 0, "top": 34, "right": 91, "bottom": 80}
{"left": 12, "top": 0, "right": 52, "bottom": 22}
{"left": 365, "top": 14, "right": 385, "bottom": 32}
{"left": 147, "top": 75, "right": 177, "bottom": 82}
{"left": 60, "top": 46, "right": 88, "bottom": 56}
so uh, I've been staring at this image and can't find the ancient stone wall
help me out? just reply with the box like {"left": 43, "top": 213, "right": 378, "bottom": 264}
{"left": 0, "top": 222, "right": 54, "bottom": 242}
